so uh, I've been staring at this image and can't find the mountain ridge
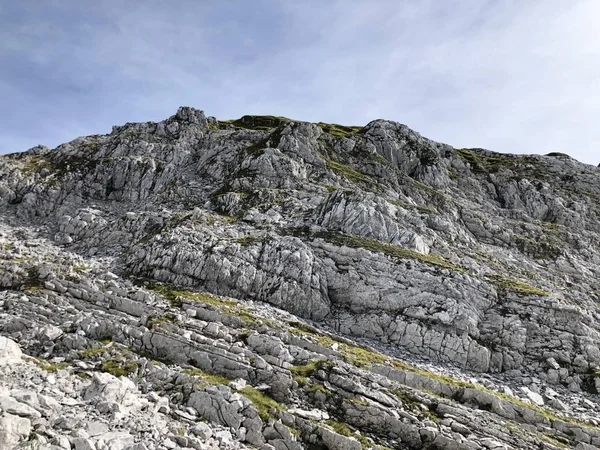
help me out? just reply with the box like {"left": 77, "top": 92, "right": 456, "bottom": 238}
{"left": 11, "top": 107, "right": 596, "bottom": 172}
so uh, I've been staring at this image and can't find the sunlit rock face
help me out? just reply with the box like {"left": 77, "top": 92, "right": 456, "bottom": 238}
{"left": 1, "top": 107, "right": 600, "bottom": 449}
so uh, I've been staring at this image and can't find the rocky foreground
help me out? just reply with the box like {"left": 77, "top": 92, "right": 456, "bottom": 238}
{"left": 1, "top": 107, "right": 600, "bottom": 449}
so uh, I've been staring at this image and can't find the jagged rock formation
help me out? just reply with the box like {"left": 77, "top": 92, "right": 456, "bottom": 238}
{"left": 1, "top": 107, "right": 600, "bottom": 449}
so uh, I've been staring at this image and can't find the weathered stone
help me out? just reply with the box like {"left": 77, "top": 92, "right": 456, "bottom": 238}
{"left": 0, "top": 413, "right": 31, "bottom": 450}
{"left": 0, "top": 106, "right": 599, "bottom": 450}
{"left": 319, "top": 427, "right": 361, "bottom": 450}
{"left": 0, "top": 336, "right": 22, "bottom": 365}
{"left": 187, "top": 390, "right": 243, "bottom": 430}
{"left": 0, "top": 396, "right": 42, "bottom": 418}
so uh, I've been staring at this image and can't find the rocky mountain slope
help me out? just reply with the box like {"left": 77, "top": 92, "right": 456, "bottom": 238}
{"left": 1, "top": 106, "right": 600, "bottom": 449}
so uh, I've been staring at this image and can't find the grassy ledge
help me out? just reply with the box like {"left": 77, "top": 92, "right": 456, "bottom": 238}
{"left": 316, "top": 122, "right": 363, "bottom": 137}
{"left": 147, "top": 282, "right": 264, "bottom": 326}
{"left": 289, "top": 322, "right": 596, "bottom": 433}
{"left": 485, "top": 274, "right": 551, "bottom": 297}
{"left": 318, "top": 153, "right": 377, "bottom": 187}
{"left": 314, "top": 232, "right": 462, "bottom": 272}
{"left": 182, "top": 367, "right": 231, "bottom": 385}
{"left": 239, "top": 386, "right": 286, "bottom": 420}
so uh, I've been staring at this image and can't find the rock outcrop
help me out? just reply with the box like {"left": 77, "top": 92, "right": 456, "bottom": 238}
{"left": 1, "top": 107, "right": 600, "bottom": 449}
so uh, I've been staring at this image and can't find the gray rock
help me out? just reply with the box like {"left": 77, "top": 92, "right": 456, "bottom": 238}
{"left": 187, "top": 390, "right": 243, "bottom": 430}
{"left": 73, "top": 438, "right": 97, "bottom": 450}
{"left": 0, "top": 336, "right": 22, "bottom": 365}
{"left": 0, "top": 396, "right": 42, "bottom": 418}
{"left": 319, "top": 427, "right": 361, "bottom": 450}
{"left": 86, "top": 421, "right": 109, "bottom": 437}
{"left": 190, "top": 422, "right": 213, "bottom": 440}
{"left": 1, "top": 106, "right": 600, "bottom": 450}
{"left": 520, "top": 387, "right": 544, "bottom": 406}
{"left": 0, "top": 413, "right": 31, "bottom": 450}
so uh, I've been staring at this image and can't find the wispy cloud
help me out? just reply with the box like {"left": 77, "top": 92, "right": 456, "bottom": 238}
{"left": 1, "top": 0, "right": 599, "bottom": 164}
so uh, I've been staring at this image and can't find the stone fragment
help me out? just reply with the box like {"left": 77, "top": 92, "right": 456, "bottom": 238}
{"left": 0, "top": 413, "right": 31, "bottom": 450}
{"left": 0, "top": 336, "right": 22, "bottom": 365}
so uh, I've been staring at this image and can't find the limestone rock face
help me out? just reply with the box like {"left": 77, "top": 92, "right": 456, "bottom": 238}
{"left": 0, "top": 337, "right": 22, "bottom": 365}
{"left": 1, "top": 107, "right": 600, "bottom": 449}
{"left": 0, "top": 413, "right": 31, "bottom": 450}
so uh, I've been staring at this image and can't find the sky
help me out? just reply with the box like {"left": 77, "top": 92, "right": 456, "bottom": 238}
{"left": 1, "top": 0, "right": 600, "bottom": 165}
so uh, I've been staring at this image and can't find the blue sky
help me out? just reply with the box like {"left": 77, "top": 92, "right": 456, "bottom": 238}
{"left": 1, "top": 0, "right": 599, "bottom": 164}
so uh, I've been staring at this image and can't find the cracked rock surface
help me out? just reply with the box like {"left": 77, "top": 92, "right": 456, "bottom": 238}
{"left": 1, "top": 107, "right": 600, "bottom": 449}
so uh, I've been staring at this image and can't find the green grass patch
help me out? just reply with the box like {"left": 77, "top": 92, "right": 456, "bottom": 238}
{"left": 455, "top": 148, "right": 485, "bottom": 171}
{"left": 234, "top": 235, "right": 259, "bottom": 246}
{"left": 411, "top": 179, "right": 450, "bottom": 202}
{"left": 485, "top": 274, "right": 551, "bottom": 297}
{"left": 322, "top": 184, "right": 340, "bottom": 193}
{"left": 348, "top": 396, "right": 370, "bottom": 407}
{"left": 392, "top": 389, "right": 439, "bottom": 423}
{"left": 388, "top": 199, "right": 435, "bottom": 214}
{"left": 20, "top": 156, "right": 53, "bottom": 174}
{"left": 289, "top": 320, "right": 595, "bottom": 431}
{"left": 422, "top": 409, "right": 441, "bottom": 424}
{"left": 80, "top": 348, "right": 109, "bottom": 359}
{"left": 338, "top": 342, "right": 388, "bottom": 367}
{"left": 316, "top": 122, "right": 363, "bottom": 137}
{"left": 323, "top": 419, "right": 370, "bottom": 447}
{"left": 148, "top": 283, "right": 263, "bottom": 326}
{"left": 545, "top": 152, "right": 571, "bottom": 159}
{"left": 232, "top": 309, "right": 263, "bottom": 326}
{"left": 398, "top": 362, "right": 597, "bottom": 430}
{"left": 36, "top": 360, "right": 69, "bottom": 373}
{"left": 390, "top": 360, "right": 475, "bottom": 389}
{"left": 229, "top": 115, "right": 292, "bottom": 130}
{"left": 321, "top": 155, "right": 376, "bottom": 186}
{"left": 20, "top": 152, "right": 110, "bottom": 182}
{"left": 293, "top": 375, "right": 309, "bottom": 387}
{"left": 540, "top": 432, "right": 571, "bottom": 449}
{"left": 308, "top": 383, "right": 331, "bottom": 395}
{"left": 182, "top": 368, "right": 231, "bottom": 385}
{"left": 315, "top": 232, "right": 462, "bottom": 271}
{"left": 146, "top": 312, "right": 178, "bottom": 329}
{"left": 239, "top": 386, "right": 286, "bottom": 420}
{"left": 101, "top": 358, "right": 138, "bottom": 377}
{"left": 12, "top": 257, "right": 30, "bottom": 263}
{"left": 368, "top": 152, "right": 393, "bottom": 167}
{"left": 455, "top": 149, "right": 547, "bottom": 180}
{"left": 290, "top": 360, "right": 321, "bottom": 377}
{"left": 149, "top": 283, "right": 237, "bottom": 308}
{"left": 514, "top": 235, "right": 562, "bottom": 260}
{"left": 24, "top": 286, "right": 42, "bottom": 293}
{"left": 290, "top": 326, "right": 387, "bottom": 368}
{"left": 324, "top": 419, "right": 353, "bottom": 436}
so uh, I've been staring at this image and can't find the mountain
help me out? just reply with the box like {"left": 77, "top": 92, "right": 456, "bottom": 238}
{"left": 1, "top": 106, "right": 599, "bottom": 449}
